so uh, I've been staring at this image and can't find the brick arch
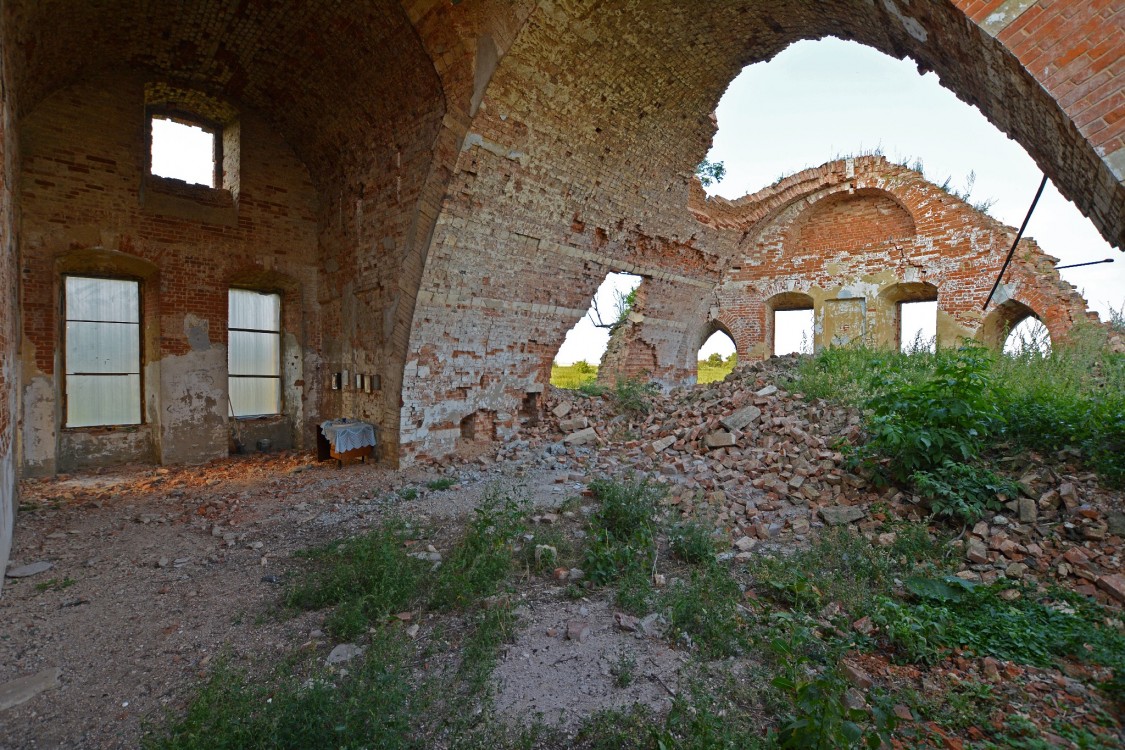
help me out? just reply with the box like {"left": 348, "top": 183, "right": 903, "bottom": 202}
{"left": 792, "top": 190, "right": 916, "bottom": 255}
{"left": 979, "top": 298, "right": 1046, "bottom": 350}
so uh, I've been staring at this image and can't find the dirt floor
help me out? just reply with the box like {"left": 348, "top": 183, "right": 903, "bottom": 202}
{"left": 2, "top": 360, "right": 1123, "bottom": 748}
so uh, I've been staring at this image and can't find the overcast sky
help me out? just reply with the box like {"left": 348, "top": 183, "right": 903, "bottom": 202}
{"left": 556, "top": 37, "right": 1121, "bottom": 365}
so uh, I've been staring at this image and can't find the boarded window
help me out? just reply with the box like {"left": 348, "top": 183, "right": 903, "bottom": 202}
{"left": 65, "top": 276, "right": 142, "bottom": 427}
{"left": 228, "top": 290, "right": 281, "bottom": 417}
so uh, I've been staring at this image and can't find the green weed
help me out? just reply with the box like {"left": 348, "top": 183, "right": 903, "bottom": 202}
{"left": 911, "top": 460, "right": 1020, "bottom": 524}
{"left": 285, "top": 522, "right": 429, "bottom": 638}
{"left": 669, "top": 523, "right": 718, "bottom": 565}
{"left": 427, "top": 478, "right": 457, "bottom": 491}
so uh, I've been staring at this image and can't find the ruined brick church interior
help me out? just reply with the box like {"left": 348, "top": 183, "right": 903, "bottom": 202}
{"left": 0, "top": 0, "right": 1121, "bottom": 582}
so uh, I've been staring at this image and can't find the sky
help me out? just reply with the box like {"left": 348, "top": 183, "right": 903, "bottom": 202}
{"left": 556, "top": 37, "right": 1122, "bottom": 366}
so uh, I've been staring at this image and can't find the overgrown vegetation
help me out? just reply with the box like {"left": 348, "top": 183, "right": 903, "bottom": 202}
{"left": 789, "top": 331, "right": 1125, "bottom": 505}
{"left": 151, "top": 485, "right": 528, "bottom": 748}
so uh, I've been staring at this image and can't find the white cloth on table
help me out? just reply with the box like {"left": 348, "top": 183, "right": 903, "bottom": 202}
{"left": 320, "top": 419, "right": 377, "bottom": 453}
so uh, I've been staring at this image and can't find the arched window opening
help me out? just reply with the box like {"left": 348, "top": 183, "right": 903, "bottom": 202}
{"left": 768, "top": 292, "right": 814, "bottom": 356}
{"left": 900, "top": 301, "right": 937, "bottom": 354}
{"left": 698, "top": 329, "right": 736, "bottom": 384}
{"left": 1004, "top": 317, "right": 1052, "bottom": 356}
{"left": 551, "top": 272, "right": 641, "bottom": 389}
{"left": 700, "top": 37, "right": 1120, "bottom": 326}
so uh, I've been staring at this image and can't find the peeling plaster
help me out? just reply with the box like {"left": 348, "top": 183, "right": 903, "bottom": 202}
{"left": 881, "top": 0, "right": 928, "bottom": 43}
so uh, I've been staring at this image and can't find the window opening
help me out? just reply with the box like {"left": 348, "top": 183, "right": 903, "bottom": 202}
{"left": 228, "top": 289, "right": 281, "bottom": 417}
{"left": 1003, "top": 317, "right": 1051, "bottom": 356}
{"left": 64, "top": 276, "right": 142, "bottom": 427}
{"left": 774, "top": 309, "right": 813, "bottom": 356}
{"left": 150, "top": 114, "right": 217, "bottom": 187}
{"left": 551, "top": 272, "right": 641, "bottom": 388}
{"left": 900, "top": 300, "right": 937, "bottom": 353}
{"left": 698, "top": 330, "right": 736, "bottom": 383}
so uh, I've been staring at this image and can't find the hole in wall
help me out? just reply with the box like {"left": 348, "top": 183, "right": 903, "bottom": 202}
{"left": 1003, "top": 317, "right": 1052, "bottom": 356}
{"left": 774, "top": 309, "right": 813, "bottom": 356}
{"left": 701, "top": 37, "right": 1122, "bottom": 323}
{"left": 900, "top": 300, "right": 937, "bottom": 353}
{"left": 150, "top": 115, "right": 216, "bottom": 187}
{"left": 698, "top": 329, "right": 736, "bottom": 384}
{"left": 551, "top": 272, "right": 641, "bottom": 388}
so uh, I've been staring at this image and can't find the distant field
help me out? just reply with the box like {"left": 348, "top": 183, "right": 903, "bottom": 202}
{"left": 697, "top": 357, "right": 736, "bottom": 384}
{"left": 550, "top": 363, "right": 599, "bottom": 389}
{"left": 553, "top": 360, "right": 736, "bottom": 387}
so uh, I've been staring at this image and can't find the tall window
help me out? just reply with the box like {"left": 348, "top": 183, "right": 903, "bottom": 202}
{"left": 64, "top": 276, "right": 142, "bottom": 427}
{"left": 228, "top": 289, "right": 281, "bottom": 417}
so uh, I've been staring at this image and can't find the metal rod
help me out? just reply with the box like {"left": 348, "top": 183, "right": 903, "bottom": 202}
{"left": 983, "top": 173, "right": 1049, "bottom": 311}
{"left": 1054, "top": 258, "right": 1116, "bottom": 270}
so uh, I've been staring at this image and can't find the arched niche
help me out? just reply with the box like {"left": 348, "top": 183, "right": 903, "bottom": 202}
{"left": 791, "top": 189, "right": 916, "bottom": 256}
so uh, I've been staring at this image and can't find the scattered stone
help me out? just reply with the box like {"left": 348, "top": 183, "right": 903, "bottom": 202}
{"left": 614, "top": 612, "right": 639, "bottom": 632}
{"left": 852, "top": 616, "right": 874, "bottom": 635}
{"left": 820, "top": 506, "right": 865, "bottom": 526}
{"left": 755, "top": 385, "right": 778, "bottom": 397}
{"left": 0, "top": 667, "right": 62, "bottom": 711}
{"left": 566, "top": 620, "right": 591, "bottom": 643}
{"left": 1095, "top": 574, "right": 1125, "bottom": 603}
{"left": 842, "top": 662, "right": 874, "bottom": 690}
{"left": 704, "top": 430, "right": 736, "bottom": 449}
{"left": 1018, "top": 497, "right": 1038, "bottom": 524}
{"left": 326, "top": 643, "right": 365, "bottom": 665}
{"left": 5, "top": 561, "right": 53, "bottom": 578}
{"left": 558, "top": 416, "right": 588, "bottom": 432}
{"left": 733, "top": 536, "right": 756, "bottom": 552}
{"left": 567, "top": 568, "right": 585, "bottom": 581}
{"left": 651, "top": 436, "right": 675, "bottom": 453}
{"left": 720, "top": 405, "right": 762, "bottom": 432}
{"left": 551, "top": 402, "right": 572, "bottom": 419}
{"left": 564, "top": 427, "right": 598, "bottom": 446}
{"left": 892, "top": 704, "right": 914, "bottom": 722}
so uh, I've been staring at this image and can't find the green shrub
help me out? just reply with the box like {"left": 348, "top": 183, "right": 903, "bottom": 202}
{"left": 669, "top": 523, "right": 718, "bottom": 565}
{"left": 860, "top": 344, "right": 1000, "bottom": 484}
{"left": 667, "top": 562, "right": 746, "bottom": 658}
{"left": 147, "top": 632, "right": 423, "bottom": 750}
{"left": 426, "top": 477, "right": 457, "bottom": 491}
{"left": 612, "top": 377, "right": 659, "bottom": 415}
{"left": 285, "top": 522, "right": 429, "bottom": 638}
{"left": 910, "top": 460, "right": 1020, "bottom": 524}
{"left": 430, "top": 485, "right": 526, "bottom": 610}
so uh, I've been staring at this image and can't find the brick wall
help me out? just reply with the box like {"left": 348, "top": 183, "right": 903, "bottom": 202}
{"left": 18, "top": 72, "right": 320, "bottom": 474}
{"left": 397, "top": 0, "right": 1122, "bottom": 464}
{"left": 0, "top": 6, "right": 18, "bottom": 582}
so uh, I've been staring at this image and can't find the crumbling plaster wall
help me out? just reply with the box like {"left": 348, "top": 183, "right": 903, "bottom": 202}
{"left": 399, "top": 0, "right": 1123, "bottom": 463}
{"left": 18, "top": 72, "right": 320, "bottom": 475}
{"left": 0, "top": 6, "right": 19, "bottom": 585}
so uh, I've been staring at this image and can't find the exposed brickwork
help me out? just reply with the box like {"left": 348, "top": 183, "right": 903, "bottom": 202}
{"left": 0, "top": 1, "right": 1119, "bottom": 490}
{"left": 0, "top": 6, "right": 18, "bottom": 585}
{"left": 18, "top": 72, "right": 320, "bottom": 474}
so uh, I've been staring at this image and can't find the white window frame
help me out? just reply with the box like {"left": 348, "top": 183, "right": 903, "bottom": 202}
{"left": 228, "top": 289, "right": 282, "bottom": 418}
{"left": 63, "top": 275, "right": 143, "bottom": 428}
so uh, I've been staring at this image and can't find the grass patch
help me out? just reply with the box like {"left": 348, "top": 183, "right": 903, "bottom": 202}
{"left": 551, "top": 361, "right": 599, "bottom": 389}
{"left": 285, "top": 521, "right": 429, "bottom": 639}
{"left": 429, "top": 485, "right": 527, "bottom": 610}
{"left": 146, "top": 631, "right": 424, "bottom": 750}
{"left": 667, "top": 562, "right": 746, "bottom": 658}
{"left": 427, "top": 477, "right": 457, "bottom": 491}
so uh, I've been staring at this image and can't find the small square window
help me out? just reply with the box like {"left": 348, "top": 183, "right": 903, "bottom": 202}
{"left": 228, "top": 289, "right": 281, "bottom": 417}
{"left": 150, "top": 114, "right": 217, "bottom": 187}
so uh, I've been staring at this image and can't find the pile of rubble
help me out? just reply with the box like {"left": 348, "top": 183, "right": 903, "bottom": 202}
{"left": 528, "top": 357, "right": 1124, "bottom": 607}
